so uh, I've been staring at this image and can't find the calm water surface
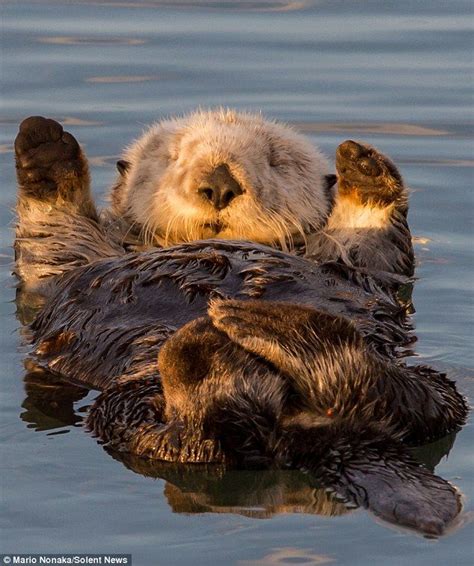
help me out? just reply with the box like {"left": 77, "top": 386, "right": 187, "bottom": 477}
{"left": 1, "top": 1, "right": 473, "bottom": 564}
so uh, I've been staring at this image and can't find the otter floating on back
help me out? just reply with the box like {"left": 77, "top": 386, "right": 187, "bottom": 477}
{"left": 13, "top": 111, "right": 467, "bottom": 536}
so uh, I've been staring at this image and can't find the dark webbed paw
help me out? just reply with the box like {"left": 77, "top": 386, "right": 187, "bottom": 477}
{"left": 336, "top": 140, "right": 405, "bottom": 207}
{"left": 15, "top": 116, "right": 89, "bottom": 202}
{"left": 210, "top": 299, "right": 357, "bottom": 349}
{"left": 209, "top": 299, "right": 361, "bottom": 383}
{"left": 344, "top": 456, "right": 462, "bottom": 537}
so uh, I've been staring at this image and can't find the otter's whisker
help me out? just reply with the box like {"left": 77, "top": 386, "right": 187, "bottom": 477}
{"left": 265, "top": 209, "right": 292, "bottom": 252}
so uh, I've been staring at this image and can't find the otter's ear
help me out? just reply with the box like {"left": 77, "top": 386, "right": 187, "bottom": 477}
{"left": 324, "top": 174, "right": 337, "bottom": 190}
{"left": 116, "top": 160, "right": 131, "bottom": 176}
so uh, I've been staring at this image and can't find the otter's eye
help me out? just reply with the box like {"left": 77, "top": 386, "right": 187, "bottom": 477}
{"left": 116, "top": 160, "right": 130, "bottom": 176}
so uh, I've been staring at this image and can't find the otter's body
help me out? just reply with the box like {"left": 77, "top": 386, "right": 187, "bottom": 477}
{"left": 26, "top": 242, "right": 467, "bottom": 535}
{"left": 31, "top": 240, "right": 411, "bottom": 392}
{"left": 13, "top": 112, "right": 467, "bottom": 536}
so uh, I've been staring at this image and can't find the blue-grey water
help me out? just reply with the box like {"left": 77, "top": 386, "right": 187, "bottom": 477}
{"left": 1, "top": 1, "right": 473, "bottom": 564}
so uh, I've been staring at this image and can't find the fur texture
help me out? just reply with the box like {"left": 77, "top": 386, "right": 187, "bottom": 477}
{"left": 109, "top": 109, "right": 333, "bottom": 249}
{"left": 307, "top": 140, "right": 414, "bottom": 275}
{"left": 13, "top": 113, "right": 465, "bottom": 536}
{"left": 14, "top": 112, "right": 414, "bottom": 293}
{"left": 82, "top": 298, "right": 466, "bottom": 535}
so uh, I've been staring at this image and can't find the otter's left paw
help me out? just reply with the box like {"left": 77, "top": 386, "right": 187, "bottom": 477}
{"left": 336, "top": 140, "right": 405, "bottom": 207}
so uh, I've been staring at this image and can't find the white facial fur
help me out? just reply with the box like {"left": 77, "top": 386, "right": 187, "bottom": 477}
{"left": 111, "top": 109, "right": 332, "bottom": 249}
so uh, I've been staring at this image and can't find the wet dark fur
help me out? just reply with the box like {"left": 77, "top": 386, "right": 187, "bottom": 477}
{"left": 14, "top": 118, "right": 468, "bottom": 536}
{"left": 26, "top": 241, "right": 468, "bottom": 535}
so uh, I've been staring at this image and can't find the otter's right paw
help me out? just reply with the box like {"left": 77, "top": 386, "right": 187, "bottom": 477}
{"left": 336, "top": 140, "right": 405, "bottom": 208}
{"left": 15, "top": 116, "right": 88, "bottom": 201}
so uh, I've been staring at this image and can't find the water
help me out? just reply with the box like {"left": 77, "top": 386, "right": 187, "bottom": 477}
{"left": 1, "top": 1, "right": 473, "bottom": 564}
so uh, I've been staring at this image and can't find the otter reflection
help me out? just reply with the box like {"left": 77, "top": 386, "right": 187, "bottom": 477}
{"left": 111, "top": 454, "right": 352, "bottom": 519}
{"left": 21, "top": 366, "right": 87, "bottom": 431}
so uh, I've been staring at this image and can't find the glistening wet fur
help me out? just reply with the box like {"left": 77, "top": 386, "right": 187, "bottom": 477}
{"left": 24, "top": 240, "right": 468, "bottom": 536}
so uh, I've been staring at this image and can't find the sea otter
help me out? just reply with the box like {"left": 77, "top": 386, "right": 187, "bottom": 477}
{"left": 14, "top": 110, "right": 413, "bottom": 292}
{"left": 12, "top": 113, "right": 467, "bottom": 535}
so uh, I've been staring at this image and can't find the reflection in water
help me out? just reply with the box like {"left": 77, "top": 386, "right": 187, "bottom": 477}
{"left": 21, "top": 368, "right": 88, "bottom": 432}
{"left": 60, "top": 117, "right": 104, "bottom": 126}
{"left": 86, "top": 75, "right": 167, "bottom": 83}
{"left": 397, "top": 158, "right": 474, "bottom": 168}
{"left": 239, "top": 547, "right": 336, "bottom": 565}
{"left": 108, "top": 449, "right": 351, "bottom": 519}
{"left": 63, "top": 1, "right": 315, "bottom": 12}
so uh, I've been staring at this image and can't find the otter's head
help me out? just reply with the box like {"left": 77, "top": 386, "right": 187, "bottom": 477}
{"left": 111, "top": 109, "right": 335, "bottom": 248}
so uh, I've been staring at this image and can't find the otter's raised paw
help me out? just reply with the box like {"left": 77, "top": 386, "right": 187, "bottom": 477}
{"left": 336, "top": 140, "right": 405, "bottom": 208}
{"left": 15, "top": 116, "right": 89, "bottom": 203}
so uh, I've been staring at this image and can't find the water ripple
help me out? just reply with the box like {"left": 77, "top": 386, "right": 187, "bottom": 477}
{"left": 292, "top": 122, "right": 450, "bottom": 136}
{"left": 38, "top": 36, "right": 146, "bottom": 45}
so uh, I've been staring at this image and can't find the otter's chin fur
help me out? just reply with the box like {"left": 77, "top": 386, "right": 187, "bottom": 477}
{"left": 109, "top": 109, "right": 333, "bottom": 248}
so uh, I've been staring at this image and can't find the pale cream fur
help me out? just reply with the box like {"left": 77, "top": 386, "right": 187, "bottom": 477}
{"left": 15, "top": 109, "right": 413, "bottom": 293}
{"left": 110, "top": 108, "right": 332, "bottom": 249}
{"left": 327, "top": 196, "right": 395, "bottom": 230}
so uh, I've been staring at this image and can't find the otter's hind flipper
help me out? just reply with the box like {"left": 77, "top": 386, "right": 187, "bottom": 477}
{"left": 342, "top": 454, "right": 461, "bottom": 536}
{"left": 281, "top": 423, "right": 462, "bottom": 537}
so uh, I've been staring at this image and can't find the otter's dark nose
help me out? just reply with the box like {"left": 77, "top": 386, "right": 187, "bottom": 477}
{"left": 198, "top": 164, "right": 243, "bottom": 210}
